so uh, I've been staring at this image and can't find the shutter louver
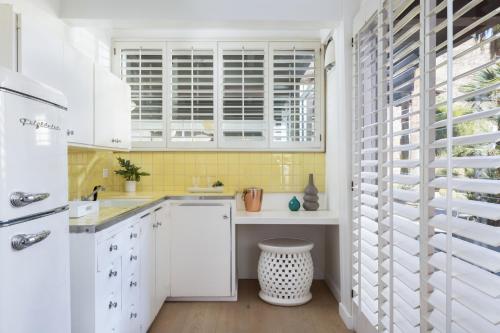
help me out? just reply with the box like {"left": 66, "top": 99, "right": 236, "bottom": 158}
{"left": 352, "top": 17, "right": 381, "bottom": 329}
{"left": 219, "top": 43, "right": 267, "bottom": 147}
{"left": 168, "top": 43, "right": 216, "bottom": 147}
{"left": 424, "top": 1, "right": 500, "bottom": 333}
{"left": 118, "top": 45, "right": 165, "bottom": 147}
{"left": 271, "top": 43, "right": 321, "bottom": 148}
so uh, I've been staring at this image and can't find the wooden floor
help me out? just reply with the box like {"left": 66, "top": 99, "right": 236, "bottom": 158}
{"left": 149, "top": 279, "right": 351, "bottom": 333}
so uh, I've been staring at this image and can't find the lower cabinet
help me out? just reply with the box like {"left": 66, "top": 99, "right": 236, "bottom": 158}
{"left": 170, "top": 201, "right": 232, "bottom": 297}
{"left": 70, "top": 201, "right": 170, "bottom": 333}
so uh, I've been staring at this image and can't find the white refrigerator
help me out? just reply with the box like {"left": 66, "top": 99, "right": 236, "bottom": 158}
{"left": 0, "top": 67, "right": 71, "bottom": 333}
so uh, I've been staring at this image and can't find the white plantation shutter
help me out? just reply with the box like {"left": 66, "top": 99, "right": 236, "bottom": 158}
{"left": 352, "top": 0, "right": 500, "bottom": 332}
{"left": 218, "top": 42, "right": 268, "bottom": 147}
{"left": 424, "top": 1, "right": 500, "bottom": 332}
{"left": 115, "top": 42, "right": 166, "bottom": 147}
{"left": 352, "top": 17, "right": 381, "bottom": 328}
{"left": 270, "top": 42, "right": 322, "bottom": 148}
{"left": 167, "top": 43, "right": 217, "bottom": 147}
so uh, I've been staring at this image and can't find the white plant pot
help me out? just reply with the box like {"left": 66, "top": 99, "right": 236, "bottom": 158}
{"left": 125, "top": 181, "right": 137, "bottom": 192}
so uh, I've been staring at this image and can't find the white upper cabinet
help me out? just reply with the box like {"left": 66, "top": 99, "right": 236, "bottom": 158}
{"left": 18, "top": 6, "right": 66, "bottom": 92}
{"left": 63, "top": 45, "right": 94, "bottom": 146}
{"left": 94, "top": 64, "right": 131, "bottom": 150}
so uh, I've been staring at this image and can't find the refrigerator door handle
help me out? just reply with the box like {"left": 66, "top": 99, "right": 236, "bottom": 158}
{"left": 10, "top": 192, "right": 50, "bottom": 207}
{"left": 11, "top": 230, "right": 51, "bottom": 250}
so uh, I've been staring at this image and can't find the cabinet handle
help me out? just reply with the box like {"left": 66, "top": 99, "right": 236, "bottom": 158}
{"left": 66, "top": 129, "right": 74, "bottom": 136}
{"left": 130, "top": 281, "right": 137, "bottom": 287}
{"left": 108, "top": 301, "right": 118, "bottom": 309}
{"left": 130, "top": 312, "right": 138, "bottom": 319}
{"left": 152, "top": 223, "right": 157, "bottom": 229}
{"left": 130, "top": 254, "right": 138, "bottom": 261}
{"left": 108, "top": 270, "right": 118, "bottom": 278}
{"left": 156, "top": 221, "right": 163, "bottom": 226}
{"left": 130, "top": 232, "right": 138, "bottom": 239}
{"left": 109, "top": 244, "right": 118, "bottom": 252}
{"left": 223, "top": 215, "right": 229, "bottom": 220}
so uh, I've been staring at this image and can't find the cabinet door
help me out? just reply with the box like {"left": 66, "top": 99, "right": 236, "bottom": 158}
{"left": 170, "top": 202, "right": 231, "bottom": 297}
{"left": 19, "top": 6, "right": 65, "bottom": 91}
{"left": 138, "top": 212, "right": 155, "bottom": 332}
{"left": 63, "top": 45, "right": 94, "bottom": 145}
{"left": 154, "top": 204, "right": 170, "bottom": 313}
{"left": 115, "top": 82, "right": 131, "bottom": 150}
{"left": 94, "top": 65, "right": 130, "bottom": 149}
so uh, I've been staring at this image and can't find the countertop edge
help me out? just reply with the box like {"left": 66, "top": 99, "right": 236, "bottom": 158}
{"left": 69, "top": 194, "right": 236, "bottom": 233}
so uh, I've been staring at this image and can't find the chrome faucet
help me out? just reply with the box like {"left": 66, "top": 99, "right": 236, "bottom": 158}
{"left": 81, "top": 185, "right": 106, "bottom": 201}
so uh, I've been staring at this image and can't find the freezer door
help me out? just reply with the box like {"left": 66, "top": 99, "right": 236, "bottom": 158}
{"left": 0, "top": 89, "right": 67, "bottom": 222}
{"left": 0, "top": 210, "right": 71, "bottom": 333}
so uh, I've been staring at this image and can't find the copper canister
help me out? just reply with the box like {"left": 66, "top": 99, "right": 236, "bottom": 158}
{"left": 242, "top": 187, "right": 263, "bottom": 212}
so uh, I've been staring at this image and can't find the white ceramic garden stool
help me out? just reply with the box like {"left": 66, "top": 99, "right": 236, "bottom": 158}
{"left": 257, "top": 238, "right": 314, "bottom": 306}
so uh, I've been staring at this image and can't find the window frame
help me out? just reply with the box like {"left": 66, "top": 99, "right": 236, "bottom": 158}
{"left": 269, "top": 41, "right": 324, "bottom": 150}
{"left": 112, "top": 40, "right": 324, "bottom": 151}
{"left": 112, "top": 41, "right": 168, "bottom": 149}
{"left": 166, "top": 41, "right": 218, "bottom": 149}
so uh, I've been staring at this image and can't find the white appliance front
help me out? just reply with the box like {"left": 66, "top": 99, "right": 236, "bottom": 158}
{"left": 0, "top": 210, "right": 71, "bottom": 333}
{"left": 0, "top": 73, "right": 67, "bottom": 222}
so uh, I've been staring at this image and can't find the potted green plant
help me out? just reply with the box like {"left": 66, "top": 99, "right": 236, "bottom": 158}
{"left": 114, "top": 157, "right": 150, "bottom": 192}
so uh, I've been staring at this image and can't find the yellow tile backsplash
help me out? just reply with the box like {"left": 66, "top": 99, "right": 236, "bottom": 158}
{"left": 68, "top": 148, "right": 325, "bottom": 200}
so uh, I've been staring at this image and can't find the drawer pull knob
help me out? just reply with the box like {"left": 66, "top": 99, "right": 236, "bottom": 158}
{"left": 130, "top": 255, "right": 138, "bottom": 261}
{"left": 156, "top": 221, "right": 163, "bottom": 226}
{"left": 109, "top": 244, "right": 118, "bottom": 252}
{"left": 108, "top": 270, "right": 118, "bottom": 278}
{"left": 130, "top": 312, "right": 138, "bottom": 319}
{"left": 130, "top": 281, "right": 137, "bottom": 287}
{"left": 130, "top": 232, "right": 138, "bottom": 239}
{"left": 108, "top": 301, "right": 118, "bottom": 309}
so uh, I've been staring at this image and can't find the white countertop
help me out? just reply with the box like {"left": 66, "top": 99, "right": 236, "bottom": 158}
{"left": 233, "top": 210, "right": 338, "bottom": 225}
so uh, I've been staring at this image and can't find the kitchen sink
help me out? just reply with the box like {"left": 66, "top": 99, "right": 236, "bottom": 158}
{"left": 99, "top": 198, "right": 151, "bottom": 208}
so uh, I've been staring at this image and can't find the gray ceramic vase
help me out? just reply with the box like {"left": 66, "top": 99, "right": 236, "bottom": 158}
{"left": 303, "top": 174, "right": 319, "bottom": 211}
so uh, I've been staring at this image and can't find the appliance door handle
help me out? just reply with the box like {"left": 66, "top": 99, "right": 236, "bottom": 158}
{"left": 10, "top": 192, "right": 50, "bottom": 207}
{"left": 11, "top": 230, "right": 51, "bottom": 250}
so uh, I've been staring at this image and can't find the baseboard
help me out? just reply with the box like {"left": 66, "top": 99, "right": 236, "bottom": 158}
{"left": 324, "top": 273, "right": 341, "bottom": 302}
{"left": 339, "top": 302, "right": 354, "bottom": 330}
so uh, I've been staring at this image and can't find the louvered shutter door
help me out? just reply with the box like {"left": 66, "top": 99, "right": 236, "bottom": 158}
{"left": 270, "top": 42, "right": 322, "bottom": 148}
{"left": 116, "top": 43, "right": 166, "bottom": 148}
{"left": 218, "top": 42, "right": 268, "bottom": 148}
{"left": 352, "top": 17, "right": 381, "bottom": 328}
{"left": 380, "top": 1, "right": 423, "bottom": 332}
{"left": 168, "top": 43, "right": 217, "bottom": 147}
{"left": 424, "top": 1, "right": 500, "bottom": 332}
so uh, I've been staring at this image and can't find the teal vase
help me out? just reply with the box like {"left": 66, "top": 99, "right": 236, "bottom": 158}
{"left": 288, "top": 196, "right": 301, "bottom": 211}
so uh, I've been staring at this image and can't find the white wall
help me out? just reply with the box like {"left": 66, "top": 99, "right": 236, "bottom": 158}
{"left": 324, "top": 0, "right": 361, "bottom": 330}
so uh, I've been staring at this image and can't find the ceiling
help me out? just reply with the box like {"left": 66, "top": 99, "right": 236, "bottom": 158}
{"left": 59, "top": 0, "right": 346, "bottom": 39}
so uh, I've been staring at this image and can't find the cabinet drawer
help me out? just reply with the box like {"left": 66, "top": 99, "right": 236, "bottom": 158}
{"left": 123, "top": 246, "right": 139, "bottom": 277}
{"left": 123, "top": 272, "right": 140, "bottom": 309}
{"left": 96, "top": 258, "right": 121, "bottom": 297}
{"left": 122, "top": 303, "right": 140, "bottom": 333}
{"left": 125, "top": 222, "right": 140, "bottom": 247}
{"left": 97, "top": 233, "right": 125, "bottom": 272}
{"left": 97, "top": 290, "right": 121, "bottom": 333}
